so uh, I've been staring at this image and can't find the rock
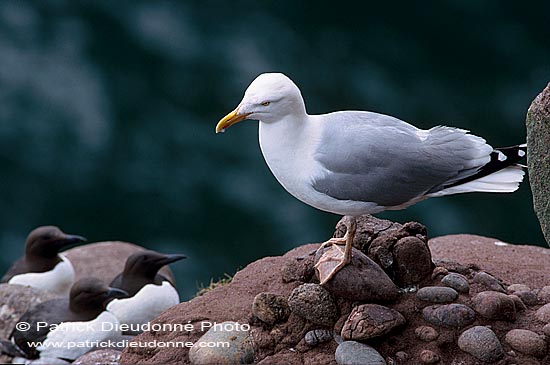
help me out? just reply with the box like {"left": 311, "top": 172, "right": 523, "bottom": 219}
{"left": 504, "top": 329, "right": 547, "bottom": 358}
{"left": 543, "top": 323, "right": 550, "bottom": 337}
{"left": 526, "top": 83, "right": 550, "bottom": 244}
{"left": 419, "top": 349, "right": 440, "bottom": 364}
{"left": 392, "top": 236, "right": 433, "bottom": 286}
{"left": 281, "top": 256, "right": 314, "bottom": 283}
{"left": 472, "top": 271, "right": 506, "bottom": 293}
{"left": 188, "top": 321, "right": 254, "bottom": 364}
{"left": 472, "top": 291, "right": 516, "bottom": 321}
{"left": 394, "top": 351, "right": 409, "bottom": 363}
{"left": 65, "top": 241, "right": 175, "bottom": 285}
{"left": 335, "top": 341, "right": 386, "bottom": 365}
{"left": 414, "top": 326, "right": 439, "bottom": 342}
{"left": 535, "top": 303, "right": 550, "bottom": 322}
{"left": 431, "top": 267, "right": 448, "bottom": 280}
{"left": 457, "top": 326, "right": 504, "bottom": 363}
{"left": 0, "top": 284, "right": 57, "bottom": 339}
{"left": 422, "top": 304, "right": 475, "bottom": 329}
{"left": 416, "top": 286, "right": 458, "bottom": 303}
{"left": 304, "top": 329, "right": 333, "bottom": 346}
{"left": 252, "top": 292, "right": 290, "bottom": 325}
{"left": 514, "top": 290, "right": 538, "bottom": 306}
{"left": 314, "top": 247, "right": 399, "bottom": 302}
{"left": 73, "top": 349, "right": 121, "bottom": 365}
{"left": 288, "top": 283, "right": 338, "bottom": 326}
{"left": 508, "top": 294, "right": 527, "bottom": 311}
{"left": 333, "top": 215, "right": 403, "bottom": 251}
{"left": 341, "top": 304, "right": 406, "bottom": 341}
{"left": 441, "top": 273, "right": 469, "bottom": 293}
{"left": 537, "top": 286, "right": 550, "bottom": 303}
{"left": 508, "top": 283, "right": 531, "bottom": 293}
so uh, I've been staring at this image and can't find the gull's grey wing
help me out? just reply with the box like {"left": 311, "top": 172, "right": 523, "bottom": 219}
{"left": 311, "top": 111, "right": 492, "bottom": 206}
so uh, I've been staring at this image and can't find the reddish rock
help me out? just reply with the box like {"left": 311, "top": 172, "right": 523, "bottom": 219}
{"left": 472, "top": 291, "right": 516, "bottom": 321}
{"left": 341, "top": 304, "right": 405, "bottom": 341}
{"left": 504, "top": 329, "right": 547, "bottom": 358}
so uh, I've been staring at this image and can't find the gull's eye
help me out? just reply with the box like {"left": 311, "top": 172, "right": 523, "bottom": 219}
{"left": 261, "top": 101, "right": 270, "bottom": 106}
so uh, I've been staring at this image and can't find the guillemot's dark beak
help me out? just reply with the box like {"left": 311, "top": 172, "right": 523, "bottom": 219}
{"left": 105, "top": 287, "right": 129, "bottom": 299}
{"left": 156, "top": 254, "right": 187, "bottom": 266}
{"left": 55, "top": 234, "right": 87, "bottom": 250}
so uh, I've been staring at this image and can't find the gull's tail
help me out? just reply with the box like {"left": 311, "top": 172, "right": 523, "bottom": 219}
{"left": 428, "top": 144, "right": 526, "bottom": 197}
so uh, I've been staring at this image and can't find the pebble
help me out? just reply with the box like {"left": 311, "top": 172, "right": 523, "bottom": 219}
{"left": 504, "top": 329, "right": 547, "bottom": 358}
{"left": 341, "top": 304, "right": 406, "bottom": 341}
{"left": 473, "top": 271, "right": 506, "bottom": 293}
{"left": 422, "top": 304, "right": 475, "bottom": 329}
{"left": 189, "top": 321, "right": 254, "bottom": 364}
{"left": 457, "top": 326, "right": 504, "bottom": 363}
{"left": 304, "top": 329, "right": 333, "bottom": 346}
{"left": 441, "top": 273, "right": 469, "bottom": 293}
{"left": 73, "top": 349, "right": 121, "bottom": 365}
{"left": 535, "top": 303, "right": 550, "bottom": 323}
{"left": 419, "top": 349, "right": 440, "bottom": 364}
{"left": 287, "top": 283, "right": 339, "bottom": 326}
{"left": 543, "top": 323, "right": 550, "bottom": 337}
{"left": 472, "top": 291, "right": 516, "bottom": 321}
{"left": 537, "top": 286, "right": 550, "bottom": 303}
{"left": 314, "top": 247, "right": 399, "bottom": 302}
{"left": 431, "top": 267, "right": 448, "bottom": 280}
{"left": 392, "top": 236, "right": 433, "bottom": 286}
{"left": 335, "top": 341, "right": 386, "bottom": 365}
{"left": 252, "top": 292, "right": 290, "bottom": 324}
{"left": 508, "top": 283, "right": 531, "bottom": 293}
{"left": 514, "top": 290, "right": 538, "bottom": 306}
{"left": 416, "top": 286, "right": 458, "bottom": 303}
{"left": 508, "top": 294, "right": 527, "bottom": 311}
{"left": 394, "top": 351, "right": 409, "bottom": 363}
{"left": 414, "top": 326, "right": 439, "bottom": 342}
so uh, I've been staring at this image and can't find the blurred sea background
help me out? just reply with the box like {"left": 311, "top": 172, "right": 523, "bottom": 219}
{"left": 1, "top": 1, "right": 549, "bottom": 299}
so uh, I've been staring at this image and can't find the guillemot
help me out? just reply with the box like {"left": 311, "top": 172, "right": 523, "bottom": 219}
{"left": 6, "top": 277, "right": 127, "bottom": 361}
{"left": 2, "top": 226, "right": 87, "bottom": 297}
{"left": 107, "top": 250, "right": 185, "bottom": 332}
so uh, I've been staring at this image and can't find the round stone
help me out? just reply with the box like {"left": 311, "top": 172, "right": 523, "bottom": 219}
{"left": 535, "top": 303, "right": 550, "bottom": 322}
{"left": 473, "top": 272, "right": 506, "bottom": 293}
{"left": 288, "top": 283, "right": 339, "bottom": 326}
{"left": 458, "top": 326, "right": 504, "bottom": 363}
{"left": 504, "top": 329, "right": 547, "bottom": 358}
{"left": 189, "top": 321, "right": 254, "bottom": 365}
{"left": 414, "top": 326, "right": 439, "bottom": 342}
{"left": 472, "top": 291, "right": 516, "bottom": 321}
{"left": 441, "top": 273, "right": 470, "bottom": 293}
{"left": 252, "top": 292, "right": 290, "bottom": 325}
{"left": 416, "top": 286, "right": 458, "bottom": 303}
{"left": 335, "top": 341, "right": 386, "bottom": 365}
{"left": 537, "top": 286, "right": 550, "bottom": 303}
{"left": 422, "top": 304, "right": 475, "bottom": 329}
{"left": 419, "top": 349, "right": 440, "bottom": 364}
{"left": 304, "top": 329, "right": 333, "bottom": 346}
{"left": 514, "top": 290, "right": 538, "bottom": 306}
{"left": 508, "top": 294, "right": 527, "bottom": 312}
{"left": 341, "top": 304, "right": 406, "bottom": 341}
{"left": 507, "top": 283, "right": 531, "bottom": 293}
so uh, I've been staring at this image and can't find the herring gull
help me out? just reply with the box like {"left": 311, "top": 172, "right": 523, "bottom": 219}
{"left": 216, "top": 73, "right": 526, "bottom": 284}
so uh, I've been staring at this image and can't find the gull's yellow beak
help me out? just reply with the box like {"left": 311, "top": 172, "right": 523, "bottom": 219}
{"left": 216, "top": 108, "right": 251, "bottom": 134}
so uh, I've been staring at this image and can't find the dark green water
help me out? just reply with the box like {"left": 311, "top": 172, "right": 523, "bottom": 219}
{"left": 0, "top": 1, "right": 548, "bottom": 299}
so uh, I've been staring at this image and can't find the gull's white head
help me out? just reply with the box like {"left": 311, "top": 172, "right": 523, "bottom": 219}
{"left": 216, "top": 73, "right": 306, "bottom": 133}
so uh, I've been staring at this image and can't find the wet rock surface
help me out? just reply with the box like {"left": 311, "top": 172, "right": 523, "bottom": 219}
{"left": 119, "top": 217, "right": 550, "bottom": 365}
{"left": 341, "top": 304, "right": 405, "bottom": 341}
